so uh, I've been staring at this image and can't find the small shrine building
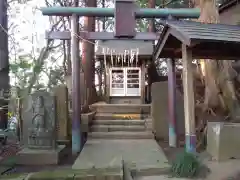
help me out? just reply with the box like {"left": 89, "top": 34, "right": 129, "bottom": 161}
{"left": 96, "top": 40, "right": 153, "bottom": 104}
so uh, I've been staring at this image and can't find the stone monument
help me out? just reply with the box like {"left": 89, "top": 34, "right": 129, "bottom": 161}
{"left": 16, "top": 90, "right": 66, "bottom": 165}
{"left": 28, "top": 94, "right": 56, "bottom": 149}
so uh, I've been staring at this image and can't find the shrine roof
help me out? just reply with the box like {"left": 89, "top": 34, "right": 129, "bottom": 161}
{"left": 219, "top": 0, "right": 239, "bottom": 13}
{"left": 154, "top": 20, "right": 240, "bottom": 60}
{"left": 96, "top": 40, "right": 154, "bottom": 56}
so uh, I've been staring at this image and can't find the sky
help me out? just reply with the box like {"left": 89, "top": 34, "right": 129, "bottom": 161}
{"left": 9, "top": 0, "right": 50, "bottom": 55}
{"left": 8, "top": 0, "right": 114, "bottom": 56}
{"left": 8, "top": 0, "right": 52, "bottom": 86}
{"left": 8, "top": 0, "right": 159, "bottom": 88}
{"left": 8, "top": 0, "right": 117, "bottom": 88}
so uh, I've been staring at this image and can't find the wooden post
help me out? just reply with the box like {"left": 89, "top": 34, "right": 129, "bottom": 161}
{"left": 182, "top": 44, "right": 196, "bottom": 153}
{"left": 0, "top": 0, "right": 9, "bottom": 129}
{"left": 71, "top": 11, "right": 81, "bottom": 154}
{"left": 105, "top": 63, "right": 110, "bottom": 103}
{"left": 167, "top": 58, "right": 177, "bottom": 147}
{"left": 53, "top": 85, "right": 69, "bottom": 143}
{"left": 141, "top": 62, "right": 146, "bottom": 103}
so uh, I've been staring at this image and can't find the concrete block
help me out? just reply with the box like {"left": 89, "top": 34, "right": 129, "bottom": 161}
{"left": 27, "top": 169, "right": 75, "bottom": 180}
{"left": 74, "top": 174, "right": 96, "bottom": 180}
{"left": 69, "top": 111, "right": 96, "bottom": 133}
{"left": 93, "top": 120, "right": 145, "bottom": 126}
{"left": 132, "top": 166, "right": 170, "bottom": 177}
{"left": 75, "top": 174, "right": 122, "bottom": 180}
{"left": 151, "top": 82, "right": 185, "bottom": 140}
{"left": 89, "top": 104, "right": 150, "bottom": 114}
{"left": 91, "top": 125, "right": 145, "bottom": 132}
{"left": 88, "top": 132, "right": 154, "bottom": 139}
{"left": 145, "top": 119, "right": 153, "bottom": 131}
{"left": 81, "top": 111, "right": 96, "bottom": 132}
{"left": 135, "top": 175, "right": 189, "bottom": 180}
{"left": 207, "top": 122, "right": 240, "bottom": 161}
{"left": 16, "top": 145, "right": 66, "bottom": 165}
{"left": 94, "top": 113, "right": 148, "bottom": 120}
{"left": 106, "top": 174, "right": 123, "bottom": 180}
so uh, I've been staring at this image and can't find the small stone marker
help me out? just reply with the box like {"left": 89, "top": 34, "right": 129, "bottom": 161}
{"left": 53, "top": 85, "right": 70, "bottom": 143}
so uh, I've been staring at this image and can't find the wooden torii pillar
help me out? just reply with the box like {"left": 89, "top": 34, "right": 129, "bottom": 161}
{"left": 71, "top": 0, "right": 81, "bottom": 154}
{"left": 167, "top": 15, "right": 178, "bottom": 148}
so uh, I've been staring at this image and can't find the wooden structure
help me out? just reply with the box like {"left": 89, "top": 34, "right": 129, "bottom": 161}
{"left": 154, "top": 20, "right": 240, "bottom": 152}
{"left": 96, "top": 40, "right": 153, "bottom": 104}
{"left": 41, "top": 0, "right": 200, "bottom": 153}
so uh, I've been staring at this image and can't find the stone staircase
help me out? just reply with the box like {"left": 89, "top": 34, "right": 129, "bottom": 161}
{"left": 89, "top": 103, "right": 153, "bottom": 139}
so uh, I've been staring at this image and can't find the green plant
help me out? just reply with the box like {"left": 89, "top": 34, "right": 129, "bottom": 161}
{"left": 170, "top": 151, "right": 201, "bottom": 178}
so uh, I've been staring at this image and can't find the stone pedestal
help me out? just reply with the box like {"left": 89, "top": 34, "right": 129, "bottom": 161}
{"left": 151, "top": 82, "right": 185, "bottom": 140}
{"left": 28, "top": 128, "right": 56, "bottom": 149}
{"left": 16, "top": 145, "right": 66, "bottom": 165}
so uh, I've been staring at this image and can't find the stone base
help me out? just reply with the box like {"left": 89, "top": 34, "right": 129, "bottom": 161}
{"left": 207, "top": 122, "right": 240, "bottom": 161}
{"left": 16, "top": 145, "right": 66, "bottom": 165}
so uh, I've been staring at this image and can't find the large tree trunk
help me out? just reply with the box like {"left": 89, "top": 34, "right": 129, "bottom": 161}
{"left": 147, "top": 0, "right": 160, "bottom": 91}
{"left": 82, "top": 0, "right": 98, "bottom": 106}
{"left": 0, "top": 0, "right": 9, "bottom": 129}
{"left": 148, "top": 0, "right": 156, "bottom": 33}
{"left": 193, "top": 0, "right": 239, "bottom": 117}
{"left": 190, "top": 0, "right": 240, "bottom": 150}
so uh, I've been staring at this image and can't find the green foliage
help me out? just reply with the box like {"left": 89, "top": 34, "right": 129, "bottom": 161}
{"left": 170, "top": 151, "right": 201, "bottom": 178}
{"left": 137, "top": 0, "right": 189, "bottom": 8}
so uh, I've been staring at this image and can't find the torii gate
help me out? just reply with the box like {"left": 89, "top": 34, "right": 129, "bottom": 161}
{"left": 40, "top": 0, "right": 200, "bottom": 154}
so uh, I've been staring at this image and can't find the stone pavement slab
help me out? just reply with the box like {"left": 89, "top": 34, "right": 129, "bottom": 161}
{"left": 16, "top": 145, "right": 66, "bottom": 165}
{"left": 72, "top": 139, "right": 170, "bottom": 176}
{"left": 135, "top": 175, "right": 188, "bottom": 180}
{"left": 0, "top": 173, "right": 28, "bottom": 180}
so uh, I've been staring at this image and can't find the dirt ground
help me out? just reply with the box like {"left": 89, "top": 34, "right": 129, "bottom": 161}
{"left": 0, "top": 140, "right": 77, "bottom": 175}
{"left": 2, "top": 138, "right": 240, "bottom": 179}
{"left": 159, "top": 140, "right": 240, "bottom": 180}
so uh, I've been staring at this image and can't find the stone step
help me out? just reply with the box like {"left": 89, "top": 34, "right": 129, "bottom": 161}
{"left": 95, "top": 113, "right": 148, "bottom": 120}
{"left": 90, "top": 104, "right": 151, "bottom": 114}
{"left": 91, "top": 125, "right": 146, "bottom": 132}
{"left": 88, "top": 131, "right": 154, "bottom": 139}
{"left": 93, "top": 120, "right": 145, "bottom": 126}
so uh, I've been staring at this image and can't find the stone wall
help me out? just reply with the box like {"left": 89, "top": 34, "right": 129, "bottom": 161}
{"left": 151, "top": 81, "right": 185, "bottom": 140}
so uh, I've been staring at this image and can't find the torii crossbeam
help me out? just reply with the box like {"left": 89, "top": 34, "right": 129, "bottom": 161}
{"left": 42, "top": 0, "right": 200, "bottom": 40}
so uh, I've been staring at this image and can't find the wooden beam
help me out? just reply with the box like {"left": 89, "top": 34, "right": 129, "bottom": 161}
{"left": 158, "top": 49, "right": 240, "bottom": 60}
{"left": 167, "top": 58, "right": 177, "bottom": 148}
{"left": 182, "top": 44, "right": 196, "bottom": 153}
{"left": 141, "top": 62, "right": 146, "bottom": 103}
{"left": 45, "top": 31, "right": 159, "bottom": 40}
{"left": 71, "top": 13, "right": 82, "bottom": 154}
{"left": 153, "top": 30, "right": 170, "bottom": 59}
